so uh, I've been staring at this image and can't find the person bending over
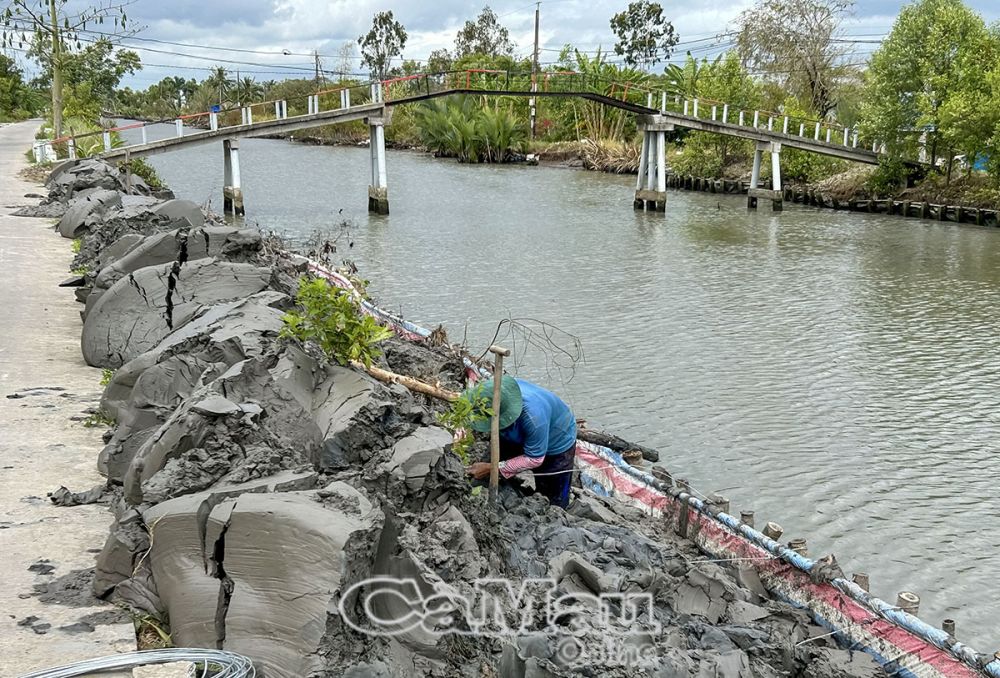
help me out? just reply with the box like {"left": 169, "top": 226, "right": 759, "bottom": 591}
{"left": 464, "top": 376, "right": 577, "bottom": 508}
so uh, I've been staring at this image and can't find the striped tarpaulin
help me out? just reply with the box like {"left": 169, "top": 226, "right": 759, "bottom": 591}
{"left": 576, "top": 442, "right": 997, "bottom": 678}
{"left": 304, "top": 259, "right": 998, "bottom": 678}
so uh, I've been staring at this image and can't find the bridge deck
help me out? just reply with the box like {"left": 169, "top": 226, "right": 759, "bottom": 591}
{"left": 100, "top": 102, "right": 384, "bottom": 160}
{"left": 96, "top": 87, "right": 878, "bottom": 166}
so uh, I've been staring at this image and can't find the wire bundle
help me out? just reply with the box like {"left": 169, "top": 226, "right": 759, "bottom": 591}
{"left": 19, "top": 649, "right": 256, "bottom": 678}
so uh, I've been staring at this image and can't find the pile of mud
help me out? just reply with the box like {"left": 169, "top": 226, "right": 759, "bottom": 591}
{"left": 30, "top": 159, "right": 888, "bottom": 678}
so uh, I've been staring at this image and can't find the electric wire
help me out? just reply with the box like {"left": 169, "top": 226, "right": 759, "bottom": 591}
{"left": 17, "top": 648, "right": 256, "bottom": 678}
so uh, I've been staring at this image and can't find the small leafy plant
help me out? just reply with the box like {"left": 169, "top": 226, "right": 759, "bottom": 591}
{"left": 71, "top": 238, "right": 82, "bottom": 254}
{"left": 280, "top": 277, "right": 393, "bottom": 368}
{"left": 121, "top": 157, "right": 163, "bottom": 188}
{"left": 437, "top": 388, "right": 493, "bottom": 463}
{"left": 83, "top": 410, "right": 115, "bottom": 428}
{"left": 100, "top": 368, "right": 115, "bottom": 386}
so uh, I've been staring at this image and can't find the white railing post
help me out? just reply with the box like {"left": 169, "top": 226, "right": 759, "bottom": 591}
{"left": 852, "top": 132, "right": 859, "bottom": 148}
{"left": 647, "top": 92, "right": 653, "bottom": 108}
{"left": 843, "top": 128, "right": 849, "bottom": 145}
{"left": 241, "top": 107, "right": 247, "bottom": 125}
{"left": 799, "top": 123, "right": 805, "bottom": 137}
{"left": 753, "top": 111, "right": 759, "bottom": 127}
{"left": 275, "top": 101, "right": 281, "bottom": 119}
{"left": 67, "top": 138, "right": 76, "bottom": 159}
{"left": 282, "top": 100, "right": 288, "bottom": 118}
{"left": 711, "top": 105, "right": 717, "bottom": 121}
{"left": 683, "top": 100, "right": 689, "bottom": 116}
{"left": 103, "top": 131, "right": 112, "bottom": 152}
{"left": 661, "top": 92, "right": 667, "bottom": 112}
{"left": 767, "top": 116, "right": 773, "bottom": 131}
{"left": 783, "top": 117, "right": 789, "bottom": 134}
{"left": 825, "top": 128, "right": 831, "bottom": 143}
{"left": 872, "top": 141, "right": 878, "bottom": 153}
{"left": 141, "top": 125, "right": 148, "bottom": 145}
{"left": 32, "top": 141, "right": 43, "bottom": 163}
{"left": 175, "top": 119, "right": 183, "bottom": 137}
{"left": 814, "top": 122, "right": 821, "bottom": 140}
{"left": 693, "top": 99, "right": 699, "bottom": 117}
{"left": 210, "top": 112, "right": 218, "bottom": 131}
{"left": 246, "top": 107, "right": 253, "bottom": 125}
{"left": 722, "top": 103, "right": 729, "bottom": 123}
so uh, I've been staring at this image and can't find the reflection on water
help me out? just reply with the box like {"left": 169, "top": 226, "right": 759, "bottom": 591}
{"left": 126, "top": 124, "right": 1000, "bottom": 647}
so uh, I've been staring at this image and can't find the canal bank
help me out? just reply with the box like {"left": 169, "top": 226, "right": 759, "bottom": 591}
{"left": 120, "top": 125, "right": 1000, "bottom": 650}
{"left": 12, "top": 154, "right": 936, "bottom": 677}
{"left": 0, "top": 121, "right": 135, "bottom": 674}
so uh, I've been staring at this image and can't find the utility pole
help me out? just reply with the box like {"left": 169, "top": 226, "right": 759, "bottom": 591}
{"left": 314, "top": 50, "right": 322, "bottom": 87}
{"left": 530, "top": 2, "right": 540, "bottom": 139}
{"left": 48, "top": 0, "right": 64, "bottom": 139}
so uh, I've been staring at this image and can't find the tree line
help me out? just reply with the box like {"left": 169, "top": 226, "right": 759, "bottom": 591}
{"left": 3, "top": 0, "right": 999, "bottom": 195}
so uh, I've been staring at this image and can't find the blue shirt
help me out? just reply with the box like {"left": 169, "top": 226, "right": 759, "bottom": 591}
{"left": 500, "top": 380, "right": 577, "bottom": 458}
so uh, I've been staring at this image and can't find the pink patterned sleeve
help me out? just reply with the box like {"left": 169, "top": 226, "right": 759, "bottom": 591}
{"left": 499, "top": 454, "right": 544, "bottom": 479}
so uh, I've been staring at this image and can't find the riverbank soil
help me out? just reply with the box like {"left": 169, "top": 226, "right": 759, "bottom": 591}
{"left": 0, "top": 120, "right": 135, "bottom": 674}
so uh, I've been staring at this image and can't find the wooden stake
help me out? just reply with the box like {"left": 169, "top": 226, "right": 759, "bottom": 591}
{"left": 852, "top": 572, "right": 870, "bottom": 592}
{"left": 487, "top": 345, "right": 511, "bottom": 505}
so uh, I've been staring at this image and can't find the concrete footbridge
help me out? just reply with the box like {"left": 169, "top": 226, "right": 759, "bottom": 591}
{"left": 44, "top": 70, "right": 892, "bottom": 215}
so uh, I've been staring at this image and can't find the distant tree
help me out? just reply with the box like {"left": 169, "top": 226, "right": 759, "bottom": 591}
{"left": 859, "top": 0, "right": 998, "bottom": 173}
{"left": 358, "top": 10, "right": 407, "bottom": 81}
{"left": 609, "top": 1, "right": 678, "bottom": 69}
{"left": 204, "top": 66, "right": 231, "bottom": 104}
{"left": 30, "top": 38, "right": 140, "bottom": 106}
{"left": 454, "top": 6, "right": 514, "bottom": 58}
{"left": 235, "top": 76, "right": 262, "bottom": 105}
{"left": 427, "top": 48, "right": 453, "bottom": 73}
{"left": 734, "top": 0, "right": 853, "bottom": 117}
{"left": 1, "top": 0, "right": 134, "bottom": 137}
{"left": 336, "top": 41, "right": 356, "bottom": 80}
{"left": 0, "top": 53, "right": 42, "bottom": 119}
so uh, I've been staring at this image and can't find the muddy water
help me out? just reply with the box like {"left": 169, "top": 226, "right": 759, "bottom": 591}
{"left": 126, "top": 123, "right": 1000, "bottom": 648}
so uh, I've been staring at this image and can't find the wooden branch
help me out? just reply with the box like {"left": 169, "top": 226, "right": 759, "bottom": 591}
{"left": 576, "top": 426, "right": 660, "bottom": 463}
{"left": 352, "top": 361, "right": 459, "bottom": 402}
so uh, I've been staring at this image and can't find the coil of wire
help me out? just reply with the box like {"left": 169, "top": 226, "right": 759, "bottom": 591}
{"left": 19, "top": 648, "right": 256, "bottom": 678}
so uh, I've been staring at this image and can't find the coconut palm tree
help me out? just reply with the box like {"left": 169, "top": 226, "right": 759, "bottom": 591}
{"left": 235, "top": 76, "right": 263, "bottom": 106}
{"left": 204, "top": 66, "right": 232, "bottom": 105}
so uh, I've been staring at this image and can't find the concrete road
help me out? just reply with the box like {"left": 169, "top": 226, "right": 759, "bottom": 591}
{"left": 0, "top": 121, "right": 135, "bottom": 674}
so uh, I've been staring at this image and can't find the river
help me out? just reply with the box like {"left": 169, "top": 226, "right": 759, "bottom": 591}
{"left": 124, "top": 122, "right": 1000, "bottom": 648}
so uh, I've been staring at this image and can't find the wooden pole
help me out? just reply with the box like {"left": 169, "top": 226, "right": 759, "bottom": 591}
{"left": 354, "top": 361, "right": 459, "bottom": 401}
{"left": 488, "top": 345, "right": 511, "bottom": 505}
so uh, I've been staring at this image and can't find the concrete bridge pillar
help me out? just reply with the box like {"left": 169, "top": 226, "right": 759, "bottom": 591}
{"left": 223, "top": 138, "right": 245, "bottom": 217}
{"left": 633, "top": 123, "right": 670, "bottom": 212}
{"left": 367, "top": 115, "right": 389, "bottom": 214}
{"left": 747, "top": 141, "right": 782, "bottom": 211}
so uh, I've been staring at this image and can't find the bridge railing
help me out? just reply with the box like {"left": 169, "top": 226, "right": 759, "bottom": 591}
{"left": 38, "top": 68, "right": 892, "bottom": 162}
{"left": 655, "top": 93, "right": 884, "bottom": 155}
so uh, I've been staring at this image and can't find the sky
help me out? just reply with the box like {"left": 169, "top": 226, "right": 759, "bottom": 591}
{"left": 7, "top": 0, "right": 1000, "bottom": 87}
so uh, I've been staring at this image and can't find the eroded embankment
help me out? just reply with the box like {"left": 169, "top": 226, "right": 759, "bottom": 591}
{"left": 27, "top": 158, "right": 890, "bottom": 678}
